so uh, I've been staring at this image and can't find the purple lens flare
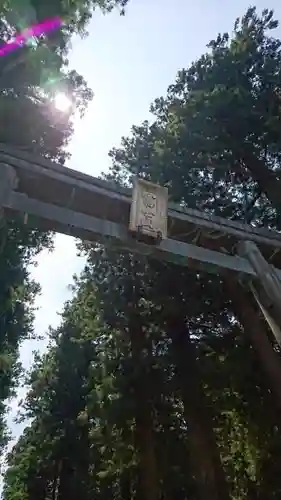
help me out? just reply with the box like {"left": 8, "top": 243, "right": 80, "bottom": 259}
{"left": 0, "top": 17, "right": 62, "bottom": 57}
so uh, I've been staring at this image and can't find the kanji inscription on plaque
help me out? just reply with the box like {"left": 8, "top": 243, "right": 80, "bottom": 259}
{"left": 129, "top": 178, "right": 168, "bottom": 240}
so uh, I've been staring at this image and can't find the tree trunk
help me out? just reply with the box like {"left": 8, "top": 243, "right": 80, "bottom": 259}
{"left": 57, "top": 458, "right": 75, "bottom": 500}
{"left": 168, "top": 320, "right": 230, "bottom": 500}
{"left": 225, "top": 278, "right": 281, "bottom": 410}
{"left": 129, "top": 320, "right": 159, "bottom": 500}
{"left": 119, "top": 469, "right": 132, "bottom": 500}
{"left": 241, "top": 149, "right": 281, "bottom": 210}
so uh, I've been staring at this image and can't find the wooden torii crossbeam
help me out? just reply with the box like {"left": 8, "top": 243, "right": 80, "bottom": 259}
{"left": 1, "top": 144, "right": 281, "bottom": 344}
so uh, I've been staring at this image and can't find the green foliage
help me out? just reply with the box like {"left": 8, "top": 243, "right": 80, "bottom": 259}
{"left": 0, "top": 217, "right": 51, "bottom": 450}
{"left": 3, "top": 0, "right": 128, "bottom": 40}
{"left": 3, "top": 279, "right": 132, "bottom": 500}
{"left": 0, "top": 0, "right": 95, "bottom": 450}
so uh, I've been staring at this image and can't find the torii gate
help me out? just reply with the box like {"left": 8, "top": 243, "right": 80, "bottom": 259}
{"left": 1, "top": 143, "right": 281, "bottom": 345}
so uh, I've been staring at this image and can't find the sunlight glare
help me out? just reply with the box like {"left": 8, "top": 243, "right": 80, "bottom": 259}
{"left": 54, "top": 92, "right": 72, "bottom": 113}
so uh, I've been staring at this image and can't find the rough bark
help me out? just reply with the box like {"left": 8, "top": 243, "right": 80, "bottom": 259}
{"left": 168, "top": 319, "right": 230, "bottom": 500}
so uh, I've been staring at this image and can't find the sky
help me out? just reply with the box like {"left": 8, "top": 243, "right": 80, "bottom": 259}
{"left": 2, "top": 0, "right": 281, "bottom": 489}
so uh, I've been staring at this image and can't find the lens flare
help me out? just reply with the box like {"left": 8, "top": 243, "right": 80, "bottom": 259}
{"left": 0, "top": 17, "right": 62, "bottom": 57}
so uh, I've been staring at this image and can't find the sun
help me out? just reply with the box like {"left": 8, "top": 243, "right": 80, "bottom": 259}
{"left": 54, "top": 92, "right": 72, "bottom": 113}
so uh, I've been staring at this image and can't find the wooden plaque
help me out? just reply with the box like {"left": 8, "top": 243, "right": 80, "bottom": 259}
{"left": 129, "top": 178, "right": 168, "bottom": 240}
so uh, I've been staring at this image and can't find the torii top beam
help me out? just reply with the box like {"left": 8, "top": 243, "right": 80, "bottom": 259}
{"left": 1, "top": 143, "right": 281, "bottom": 278}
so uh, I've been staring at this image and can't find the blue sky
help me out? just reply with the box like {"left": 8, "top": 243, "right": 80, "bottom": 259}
{"left": 2, "top": 0, "right": 281, "bottom": 487}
